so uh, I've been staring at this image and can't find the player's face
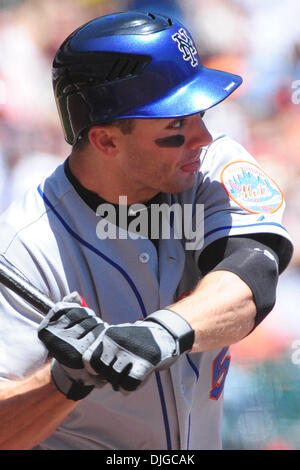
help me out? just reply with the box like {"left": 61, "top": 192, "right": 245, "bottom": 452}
{"left": 116, "top": 113, "right": 213, "bottom": 199}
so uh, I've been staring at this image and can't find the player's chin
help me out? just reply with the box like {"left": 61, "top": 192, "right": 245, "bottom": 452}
{"left": 174, "top": 171, "right": 197, "bottom": 192}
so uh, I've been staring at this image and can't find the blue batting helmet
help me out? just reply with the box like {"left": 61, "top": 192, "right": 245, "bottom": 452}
{"left": 53, "top": 11, "right": 242, "bottom": 145}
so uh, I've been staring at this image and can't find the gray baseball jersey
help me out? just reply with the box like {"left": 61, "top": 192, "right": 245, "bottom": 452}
{"left": 0, "top": 132, "right": 293, "bottom": 450}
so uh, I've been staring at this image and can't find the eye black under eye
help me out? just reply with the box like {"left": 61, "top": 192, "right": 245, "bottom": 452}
{"left": 155, "top": 135, "right": 185, "bottom": 148}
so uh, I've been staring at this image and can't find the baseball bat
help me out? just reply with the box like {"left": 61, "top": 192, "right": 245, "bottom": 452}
{"left": 0, "top": 260, "right": 54, "bottom": 314}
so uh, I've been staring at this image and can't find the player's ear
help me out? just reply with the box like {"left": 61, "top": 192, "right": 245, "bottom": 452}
{"left": 88, "top": 126, "right": 119, "bottom": 156}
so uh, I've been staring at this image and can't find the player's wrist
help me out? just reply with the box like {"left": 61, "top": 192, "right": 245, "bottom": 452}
{"left": 144, "top": 309, "right": 195, "bottom": 354}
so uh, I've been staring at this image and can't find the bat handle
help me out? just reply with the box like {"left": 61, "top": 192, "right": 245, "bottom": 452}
{"left": 0, "top": 262, "right": 55, "bottom": 315}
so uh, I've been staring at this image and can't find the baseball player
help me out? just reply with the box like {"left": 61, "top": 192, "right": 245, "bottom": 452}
{"left": 0, "top": 11, "right": 293, "bottom": 450}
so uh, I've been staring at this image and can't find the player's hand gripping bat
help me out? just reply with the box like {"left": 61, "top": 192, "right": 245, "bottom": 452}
{"left": 0, "top": 258, "right": 194, "bottom": 395}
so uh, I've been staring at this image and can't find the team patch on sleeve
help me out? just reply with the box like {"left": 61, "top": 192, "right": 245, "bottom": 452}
{"left": 220, "top": 161, "right": 283, "bottom": 214}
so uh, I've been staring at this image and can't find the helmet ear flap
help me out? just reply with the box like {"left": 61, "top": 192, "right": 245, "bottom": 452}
{"left": 55, "top": 88, "right": 91, "bottom": 146}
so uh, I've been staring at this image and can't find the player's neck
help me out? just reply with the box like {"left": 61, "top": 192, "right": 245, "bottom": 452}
{"left": 68, "top": 151, "right": 158, "bottom": 206}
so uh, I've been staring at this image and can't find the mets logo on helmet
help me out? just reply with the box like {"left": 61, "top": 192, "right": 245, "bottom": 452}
{"left": 172, "top": 28, "right": 199, "bottom": 68}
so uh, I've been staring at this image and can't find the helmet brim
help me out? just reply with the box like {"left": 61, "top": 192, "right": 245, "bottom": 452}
{"left": 123, "top": 67, "right": 243, "bottom": 118}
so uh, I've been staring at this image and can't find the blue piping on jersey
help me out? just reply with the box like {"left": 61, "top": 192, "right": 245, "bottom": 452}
{"left": 204, "top": 221, "right": 288, "bottom": 240}
{"left": 187, "top": 413, "right": 191, "bottom": 450}
{"left": 186, "top": 354, "right": 199, "bottom": 381}
{"left": 185, "top": 354, "right": 200, "bottom": 450}
{"left": 37, "top": 184, "right": 173, "bottom": 450}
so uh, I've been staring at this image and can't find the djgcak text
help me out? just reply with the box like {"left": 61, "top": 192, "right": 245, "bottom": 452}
{"left": 150, "top": 454, "right": 195, "bottom": 466}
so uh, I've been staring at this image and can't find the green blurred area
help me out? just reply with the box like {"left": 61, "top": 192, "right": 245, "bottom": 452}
{"left": 223, "top": 357, "right": 300, "bottom": 449}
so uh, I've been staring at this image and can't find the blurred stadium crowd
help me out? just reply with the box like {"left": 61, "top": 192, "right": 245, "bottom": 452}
{"left": 0, "top": 0, "right": 299, "bottom": 450}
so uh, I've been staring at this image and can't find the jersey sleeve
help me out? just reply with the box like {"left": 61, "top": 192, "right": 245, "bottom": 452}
{"left": 0, "top": 222, "right": 55, "bottom": 380}
{"left": 194, "top": 133, "right": 293, "bottom": 271}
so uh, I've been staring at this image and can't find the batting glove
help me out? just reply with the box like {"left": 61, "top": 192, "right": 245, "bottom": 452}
{"left": 82, "top": 309, "right": 195, "bottom": 392}
{"left": 38, "top": 292, "right": 108, "bottom": 401}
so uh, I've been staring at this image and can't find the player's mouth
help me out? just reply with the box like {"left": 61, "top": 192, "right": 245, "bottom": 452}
{"left": 179, "top": 158, "right": 201, "bottom": 173}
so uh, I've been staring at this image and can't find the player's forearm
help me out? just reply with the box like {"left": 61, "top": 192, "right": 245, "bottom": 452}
{"left": 170, "top": 270, "right": 256, "bottom": 352}
{"left": 0, "top": 363, "right": 77, "bottom": 450}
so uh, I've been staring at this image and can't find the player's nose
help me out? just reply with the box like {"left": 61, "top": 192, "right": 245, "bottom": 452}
{"left": 186, "top": 114, "right": 213, "bottom": 150}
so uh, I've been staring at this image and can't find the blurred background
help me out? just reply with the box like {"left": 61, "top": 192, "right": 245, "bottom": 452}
{"left": 0, "top": 0, "right": 299, "bottom": 450}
